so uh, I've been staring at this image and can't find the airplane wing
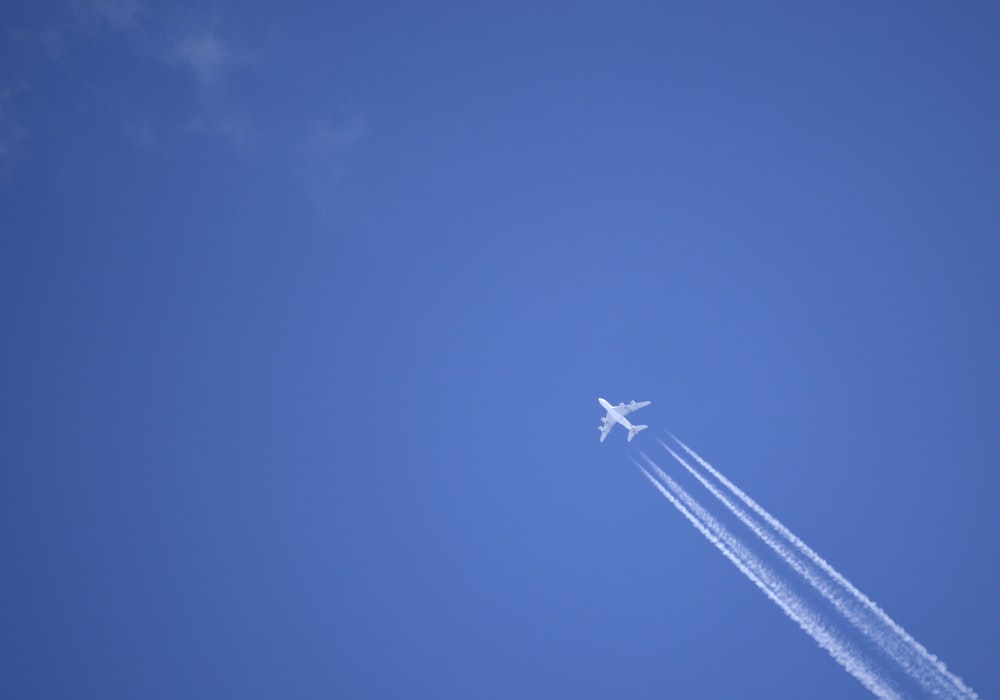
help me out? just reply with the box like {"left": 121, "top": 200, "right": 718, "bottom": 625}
{"left": 614, "top": 400, "right": 651, "bottom": 418}
{"left": 599, "top": 413, "right": 614, "bottom": 442}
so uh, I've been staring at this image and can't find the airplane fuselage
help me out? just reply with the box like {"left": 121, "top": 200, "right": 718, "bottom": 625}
{"left": 598, "top": 397, "right": 637, "bottom": 431}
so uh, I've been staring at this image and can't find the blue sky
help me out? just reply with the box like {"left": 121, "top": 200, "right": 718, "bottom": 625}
{"left": 2, "top": 2, "right": 999, "bottom": 697}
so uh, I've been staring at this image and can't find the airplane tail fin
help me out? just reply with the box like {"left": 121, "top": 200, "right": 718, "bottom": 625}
{"left": 628, "top": 425, "right": 648, "bottom": 443}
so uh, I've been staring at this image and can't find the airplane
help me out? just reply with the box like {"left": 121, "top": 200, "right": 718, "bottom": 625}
{"left": 598, "top": 397, "right": 651, "bottom": 443}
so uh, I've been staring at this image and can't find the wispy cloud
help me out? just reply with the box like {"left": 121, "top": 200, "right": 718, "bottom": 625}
{"left": 76, "top": 1, "right": 245, "bottom": 93}
{"left": 168, "top": 30, "right": 240, "bottom": 89}
{"left": 81, "top": 0, "right": 145, "bottom": 33}
{"left": 184, "top": 108, "right": 259, "bottom": 155}
{"left": 289, "top": 110, "right": 367, "bottom": 213}
{"left": 301, "top": 112, "right": 367, "bottom": 154}
{"left": 1, "top": 3, "right": 362, "bottom": 188}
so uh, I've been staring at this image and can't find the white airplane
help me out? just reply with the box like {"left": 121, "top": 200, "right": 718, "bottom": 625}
{"left": 598, "top": 397, "right": 651, "bottom": 443}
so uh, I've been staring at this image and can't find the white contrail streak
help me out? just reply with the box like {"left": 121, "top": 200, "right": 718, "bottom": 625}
{"left": 634, "top": 453, "right": 901, "bottom": 700}
{"left": 657, "top": 437, "right": 952, "bottom": 698}
{"left": 667, "top": 433, "right": 977, "bottom": 700}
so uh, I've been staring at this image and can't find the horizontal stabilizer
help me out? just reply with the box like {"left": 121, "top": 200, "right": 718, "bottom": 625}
{"left": 627, "top": 424, "right": 648, "bottom": 442}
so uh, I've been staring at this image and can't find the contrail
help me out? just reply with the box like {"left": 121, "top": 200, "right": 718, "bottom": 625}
{"left": 657, "top": 437, "right": 953, "bottom": 698}
{"left": 667, "top": 433, "right": 977, "bottom": 700}
{"left": 634, "top": 453, "right": 901, "bottom": 700}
